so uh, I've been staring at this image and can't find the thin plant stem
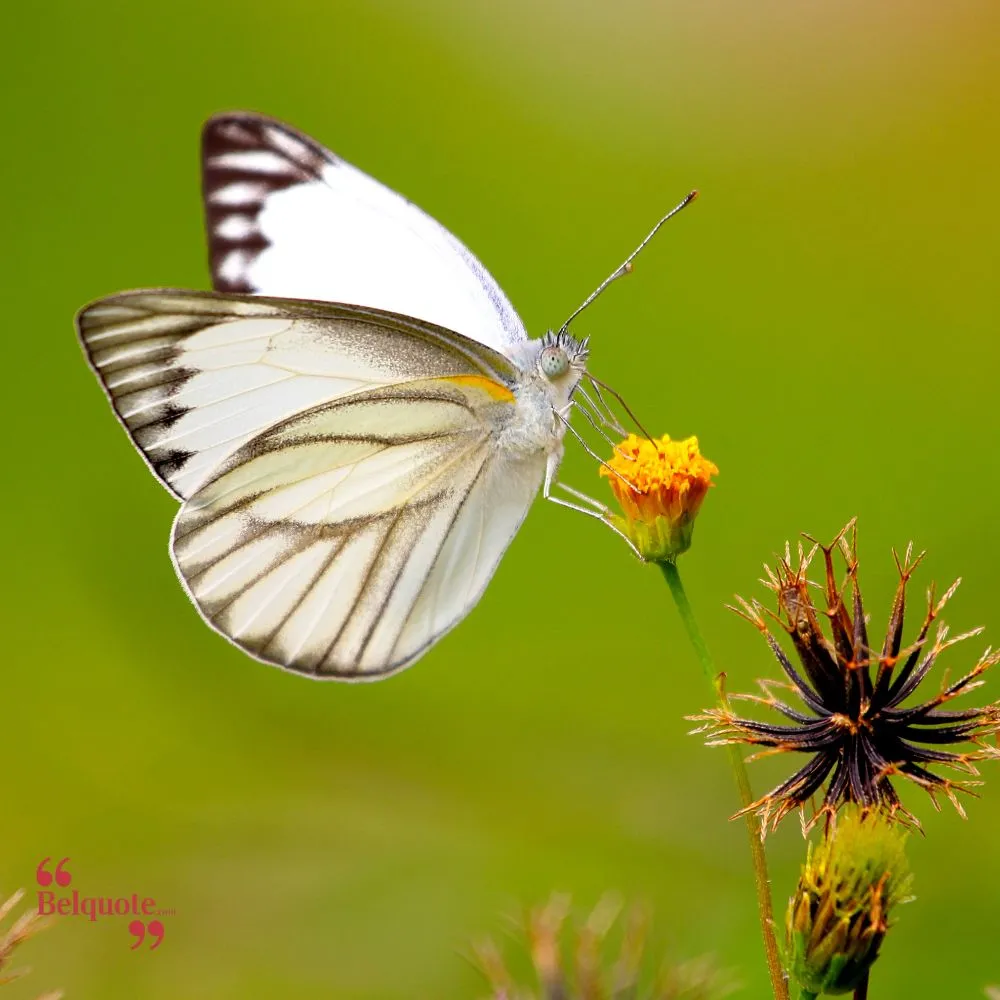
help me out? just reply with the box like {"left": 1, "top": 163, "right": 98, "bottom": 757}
{"left": 854, "top": 971, "right": 870, "bottom": 1000}
{"left": 660, "top": 560, "right": 790, "bottom": 1000}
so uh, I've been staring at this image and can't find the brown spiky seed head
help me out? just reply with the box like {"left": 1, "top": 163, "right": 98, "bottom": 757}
{"left": 690, "top": 521, "right": 1000, "bottom": 833}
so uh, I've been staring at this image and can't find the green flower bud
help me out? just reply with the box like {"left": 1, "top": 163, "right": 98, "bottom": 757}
{"left": 785, "top": 809, "right": 913, "bottom": 997}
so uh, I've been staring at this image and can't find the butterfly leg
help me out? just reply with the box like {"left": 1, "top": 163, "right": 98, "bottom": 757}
{"left": 572, "top": 388, "right": 629, "bottom": 441}
{"left": 567, "top": 400, "right": 634, "bottom": 456}
{"left": 554, "top": 482, "right": 611, "bottom": 514}
{"left": 553, "top": 410, "right": 636, "bottom": 490}
{"left": 543, "top": 456, "right": 642, "bottom": 558}
{"left": 575, "top": 381, "right": 627, "bottom": 435}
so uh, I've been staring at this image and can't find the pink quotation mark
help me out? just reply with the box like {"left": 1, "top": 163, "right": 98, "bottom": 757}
{"left": 35, "top": 857, "right": 71, "bottom": 887}
{"left": 129, "top": 919, "right": 164, "bottom": 951}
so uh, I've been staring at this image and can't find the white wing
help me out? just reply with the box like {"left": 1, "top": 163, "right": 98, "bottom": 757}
{"left": 201, "top": 112, "right": 528, "bottom": 357}
{"left": 77, "top": 290, "right": 519, "bottom": 500}
{"left": 171, "top": 378, "right": 545, "bottom": 678}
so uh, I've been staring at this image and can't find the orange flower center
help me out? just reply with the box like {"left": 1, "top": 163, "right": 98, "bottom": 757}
{"left": 601, "top": 434, "right": 718, "bottom": 526}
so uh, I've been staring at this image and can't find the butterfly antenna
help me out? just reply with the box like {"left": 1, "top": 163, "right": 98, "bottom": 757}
{"left": 557, "top": 190, "right": 698, "bottom": 335}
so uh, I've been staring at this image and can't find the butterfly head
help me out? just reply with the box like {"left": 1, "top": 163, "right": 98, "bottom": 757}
{"left": 537, "top": 330, "right": 589, "bottom": 387}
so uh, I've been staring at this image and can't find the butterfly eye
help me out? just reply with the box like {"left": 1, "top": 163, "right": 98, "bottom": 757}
{"left": 540, "top": 345, "right": 570, "bottom": 379}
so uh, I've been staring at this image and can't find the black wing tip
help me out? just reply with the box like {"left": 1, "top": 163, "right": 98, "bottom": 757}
{"left": 203, "top": 109, "right": 286, "bottom": 135}
{"left": 200, "top": 111, "right": 334, "bottom": 293}
{"left": 201, "top": 110, "right": 283, "bottom": 150}
{"left": 202, "top": 111, "right": 271, "bottom": 160}
{"left": 201, "top": 110, "right": 335, "bottom": 168}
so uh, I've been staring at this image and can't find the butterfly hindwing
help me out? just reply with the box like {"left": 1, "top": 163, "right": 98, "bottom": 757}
{"left": 202, "top": 112, "right": 528, "bottom": 356}
{"left": 170, "top": 378, "right": 545, "bottom": 678}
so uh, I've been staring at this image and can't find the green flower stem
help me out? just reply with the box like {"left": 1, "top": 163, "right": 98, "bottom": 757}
{"left": 660, "top": 560, "right": 789, "bottom": 1000}
{"left": 799, "top": 992, "right": 819, "bottom": 1000}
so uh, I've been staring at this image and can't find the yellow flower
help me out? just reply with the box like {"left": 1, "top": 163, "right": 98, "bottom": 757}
{"left": 600, "top": 434, "right": 718, "bottom": 562}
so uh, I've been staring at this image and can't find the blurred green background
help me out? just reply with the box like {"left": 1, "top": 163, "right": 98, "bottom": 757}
{"left": 3, "top": 0, "right": 999, "bottom": 996}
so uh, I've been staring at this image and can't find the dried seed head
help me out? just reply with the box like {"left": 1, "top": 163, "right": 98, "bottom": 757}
{"left": 691, "top": 521, "right": 1000, "bottom": 832}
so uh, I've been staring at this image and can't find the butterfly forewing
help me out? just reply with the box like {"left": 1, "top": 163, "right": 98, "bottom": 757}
{"left": 202, "top": 112, "right": 528, "bottom": 356}
{"left": 77, "top": 290, "right": 518, "bottom": 499}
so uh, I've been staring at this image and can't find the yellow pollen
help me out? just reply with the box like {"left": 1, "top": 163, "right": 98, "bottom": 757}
{"left": 600, "top": 434, "right": 718, "bottom": 526}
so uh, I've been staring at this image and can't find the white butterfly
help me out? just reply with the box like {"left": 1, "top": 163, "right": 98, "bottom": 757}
{"left": 77, "top": 112, "right": 692, "bottom": 680}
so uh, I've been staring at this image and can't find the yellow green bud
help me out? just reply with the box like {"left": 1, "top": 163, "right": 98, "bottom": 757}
{"left": 785, "top": 809, "right": 913, "bottom": 997}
